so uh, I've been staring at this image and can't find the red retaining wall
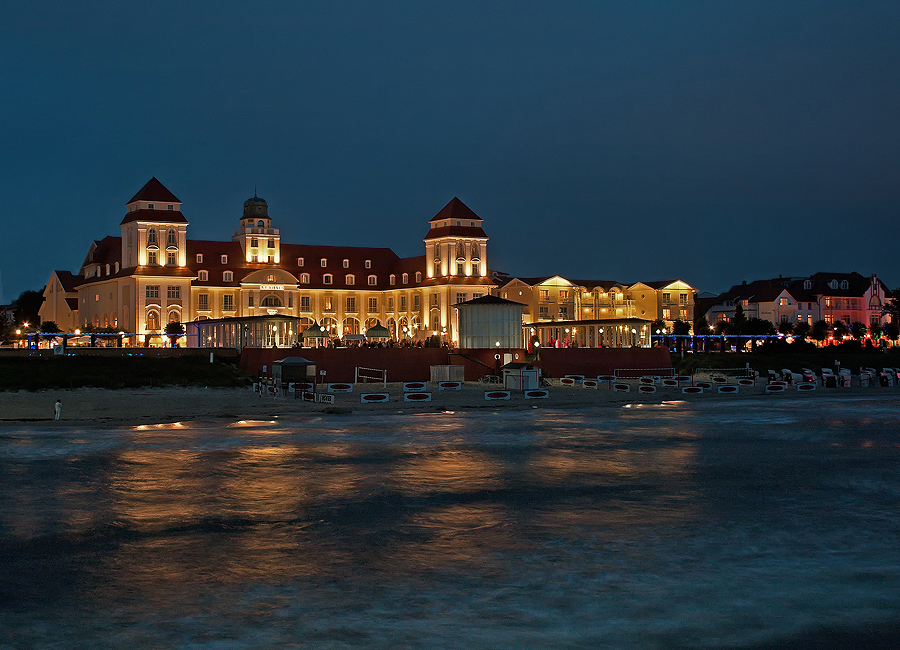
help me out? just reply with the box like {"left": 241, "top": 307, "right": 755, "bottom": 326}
{"left": 241, "top": 346, "right": 672, "bottom": 382}
{"left": 533, "top": 347, "right": 672, "bottom": 377}
{"left": 241, "top": 347, "right": 451, "bottom": 382}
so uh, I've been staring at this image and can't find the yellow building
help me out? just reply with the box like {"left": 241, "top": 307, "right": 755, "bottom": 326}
{"left": 39, "top": 178, "right": 496, "bottom": 346}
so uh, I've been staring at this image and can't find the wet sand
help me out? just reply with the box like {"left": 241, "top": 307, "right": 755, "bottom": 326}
{"left": 1, "top": 379, "right": 897, "bottom": 427}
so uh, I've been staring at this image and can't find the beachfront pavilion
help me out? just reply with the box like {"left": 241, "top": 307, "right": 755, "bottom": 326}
{"left": 527, "top": 318, "right": 654, "bottom": 349}
{"left": 187, "top": 315, "right": 310, "bottom": 349}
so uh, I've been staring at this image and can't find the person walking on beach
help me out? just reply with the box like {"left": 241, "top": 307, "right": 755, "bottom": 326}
{"left": 54, "top": 399, "right": 62, "bottom": 421}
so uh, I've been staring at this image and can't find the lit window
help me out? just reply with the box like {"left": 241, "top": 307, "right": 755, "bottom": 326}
{"left": 343, "top": 259, "right": 349, "bottom": 268}
{"left": 300, "top": 273, "right": 310, "bottom": 284}
{"left": 147, "top": 310, "right": 160, "bottom": 330}
{"left": 323, "top": 274, "right": 333, "bottom": 285}
{"left": 266, "top": 274, "right": 276, "bottom": 283}
{"left": 345, "top": 274, "right": 355, "bottom": 285}
{"left": 251, "top": 238, "right": 258, "bottom": 248}
{"left": 324, "top": 297, "right": 334, "bottom": 311}
{"left": 300, "top": 296, "right": 311, "bottom": 312}
{"left": 223, "top": 294, "right": 234, "bottom": 310}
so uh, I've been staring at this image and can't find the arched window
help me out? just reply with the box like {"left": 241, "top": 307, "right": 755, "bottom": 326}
{"left": 198, "top": 270, "right": 208, "bottom": 281}
{"left": 261, "top": 296, "right": 282, "bottom": 307}
{"left": 390, "top": 274, "right": 396, "bottom": 285}
{"left": 402, "top": 273, "right": 409, "bottom": 284}
{"left": 168, "top": 311, "right": 180, "bottom": 323}
{"left": 266, "top": 273, "right": 276, "bottom": 283}
{"left": 105, "top": 264, "right": 110, "bottom": 275}
{"left": 345, "top": 274, "right": 355, "bottom": 285}
{"left": 321, "top": 258, "right": 327, "bottom": 267}
{"left": 456, "top": 242, "right": 465, "bottom": 260}
{"left": 101, "top": 313, "right": 108, "bottom": 327}
{"left": 300, "top": 273, "right": 310, "bottom": 284}
{"left": 323, "top": 274, "right": 333, "bottom": 285}
{"left": 471, "top": 243, "right": 480, "bottom": 261}
{"left": 415, "top": 272, "right": 422, "bottom": 282}
{"left": 92, "top": 314, "right": 100, "bottom": 327}
{"left": 167, "top": 229, "right": 177, "bottom": 246}
{"left": 147, "top": 310, "right": 160, "bottom": 330}
{"left": 829, "top": 280, "right": 838, "bottom": 289}
{"left": 147, "top": 228, "right": 157, "bottom": 245}
{"left": 110, "top": 312, "right": 117, "bottom": 328}
{"left": 804, "top": 280, "right": 812, "bottom": 290}
{"left": 840, "top": 280, "right": 849, "bottom": 289}
{"left": 257, "top": 220, "right": 265, "bottom": 228}
{"left": 368, "top": 275, "right": 377, "bottom": 286}
{"left": 223, "top": 271, "right": 233, "bottom": 282}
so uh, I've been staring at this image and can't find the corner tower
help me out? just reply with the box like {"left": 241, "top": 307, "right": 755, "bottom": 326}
{"left": 120, "top": 177, "right": 188, "bottom": 268}
{"left": 424, "top": 197, "right": 488, "bottom": 279}
{"left": 233, "top": 190, "right": 280, "bottom": 264}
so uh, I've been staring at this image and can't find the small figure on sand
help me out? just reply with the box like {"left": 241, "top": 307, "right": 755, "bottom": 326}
{"left": 54, "top": 399, "right": 62, "bottom": 421}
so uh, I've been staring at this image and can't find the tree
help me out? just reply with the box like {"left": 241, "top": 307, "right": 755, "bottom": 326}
{"left": 693, "top": 315, "right": 711, "bottom": 335}
{"left": 39, "top": 320, "right": 61, "bottom": 345}
{"left": 777, "top": 321, "right": 794, "bottom": 335}
{"left": 794, "top": 321, "right": 811, "bottom": 341}
{"left": 164, "top": 321, "right": 185, "bottom": 347}
{"left": 809, "top": 320, "right": 829, "bottom": 344}
{"left": 731, "top": 303, "right": 747, "bottom": 335}
{"left": 832, "top": 320, "right": 849, "bottom": 340}
{"left": 849, "top": 321, "right": 867, "bottom": 340}
{"left": 884, "top": 321, "right": 899, "bottom": 341}
{"left": 884, "top": 288, "right": 900, "bottom": 323}
{"left": 671, "top": 319, "right": 692, "bottom": 336}
{"left": 13, "top": 289, "right": 43, "bottom": 327}
{"left": 869, "top": 322, "right": 883, "bottom": 340}
{"left": 650, "top": 319, "right": 668, "bottom": 335}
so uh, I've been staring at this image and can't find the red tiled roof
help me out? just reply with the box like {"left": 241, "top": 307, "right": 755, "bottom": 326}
{"left": 127, "top": 177, "right": 181, "bottom": 204}
{"left": 423, "top": 225, "right": 488, "bottom": 241}
{"left": 429, "top": 197, "right": 482, "bottom": 223}
{"left": 120, "top": 208, "right": 189, "bottom": 225}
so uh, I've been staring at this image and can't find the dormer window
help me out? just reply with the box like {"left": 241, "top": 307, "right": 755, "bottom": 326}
{"left": 343, "top": 259, "right": 349, "bottom": 268}
{"left": 345, "top": 274, "right": 355, "bottom": 285}
{"left": 840, "top": 280, "right": 849, "bottom": 289}
{"left": 415, "top": 272, "right": 422, "bottom": 282}
{"left": 804, "top": 280, "right": 812, "bottom": 290}
{"left": 300, "top": 273, "right": 310, "bottom": 284}
{"left": 368, "top": 275, "right": 377, "bottom": 286}
{"left": 321, "top": 258, "right": 327, "bottom": 267}
{"left": 323, "top": 274, "right": 333, "bottom": 285}
{"left": 221, "top": 255, "right": 228, "bottom": 264}
{"left": 390, "top": 274, "right": 396, "bottom": 285}
{"left": 196, "top": 254, "right": 203, "bottom": 263}
{"left": 829, "top": 280, "right": 838, "bottom": 290}
{"left": 402, "top": 273, "right": 409, "bottom": 284}
{"left": 148, "top": 204, "right": 154, "bottom": 210}
{"left": 223, "top": 271, "right": 233, "bottom": 282}
{"left": 198, "top": 270, "right": 208, "bottom": 281}
{"left": 114, "top": 262, "right": 119, "bottom": 273}
{"left": 105, "top": 264, "right": 110, "bottom": 275}
{"left": 365, "top": 260, "right": 371, "bottom": 269}
{"left": 297, "top": 257, "right": 304, "bottom": 267}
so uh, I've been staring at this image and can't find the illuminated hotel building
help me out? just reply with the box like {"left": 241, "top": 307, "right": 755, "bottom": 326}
{"left": 39, "top": 178, "right": 496, "bottom": 345}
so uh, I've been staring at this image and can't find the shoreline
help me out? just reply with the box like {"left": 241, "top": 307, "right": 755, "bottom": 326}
{"left": 1, "top": 381, "right": 899, "bottom": 428}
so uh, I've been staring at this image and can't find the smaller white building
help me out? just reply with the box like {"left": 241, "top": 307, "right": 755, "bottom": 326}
{"left": 455, "top": 295, "right": 523, "bottom": 349}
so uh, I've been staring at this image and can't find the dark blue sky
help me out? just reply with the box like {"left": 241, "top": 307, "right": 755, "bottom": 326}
{"left": 2, "top": 1, "right": 898, "bottom": 304}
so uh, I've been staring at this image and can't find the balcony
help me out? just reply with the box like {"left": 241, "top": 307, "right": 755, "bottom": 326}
{"left": 233, "top": 227, "right": 279, "bottom": 237}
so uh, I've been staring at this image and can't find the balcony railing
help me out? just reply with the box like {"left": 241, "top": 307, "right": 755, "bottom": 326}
{"left": 232, "top": 227, "right": 279, "bottom": 237}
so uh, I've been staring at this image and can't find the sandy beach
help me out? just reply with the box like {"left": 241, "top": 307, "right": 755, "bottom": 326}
{"left": 1, "top": 379, "right": 897, "bottom": 426}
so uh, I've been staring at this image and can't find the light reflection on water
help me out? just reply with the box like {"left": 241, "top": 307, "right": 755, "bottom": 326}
{"left": 1, "top": 398, "right": 900, "bottom": 649}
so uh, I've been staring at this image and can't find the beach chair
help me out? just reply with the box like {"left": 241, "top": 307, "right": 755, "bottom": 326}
{"left": 767, "top": 370, "right": 779, "bottom": 383}
{"left": 780, "top": 369, "right": 796, "bottom": 384}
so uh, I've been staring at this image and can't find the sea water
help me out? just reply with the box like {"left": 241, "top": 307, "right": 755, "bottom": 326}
{"left": 1, "top": 396, "right": 899, "bottom": 649}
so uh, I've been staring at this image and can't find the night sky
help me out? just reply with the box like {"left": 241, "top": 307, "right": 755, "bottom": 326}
{"left": 2, "top": 1, "right": 898, "bottom": 304}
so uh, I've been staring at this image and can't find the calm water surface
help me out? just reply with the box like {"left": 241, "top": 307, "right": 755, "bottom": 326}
{"left": 1, "top": 396, "right": 899, "bottom": 649}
